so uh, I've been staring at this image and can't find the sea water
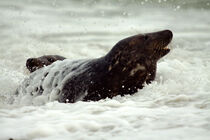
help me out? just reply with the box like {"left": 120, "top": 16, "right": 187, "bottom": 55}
{"left": 0, "top": 0, "right": 210, "bottom": 140}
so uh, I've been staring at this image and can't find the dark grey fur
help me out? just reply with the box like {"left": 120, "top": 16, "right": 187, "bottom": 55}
{"left": 18, "top": 30, "right": 173, "bottom": 103}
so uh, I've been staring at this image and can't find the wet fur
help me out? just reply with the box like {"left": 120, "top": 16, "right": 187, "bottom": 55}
{"left": 19, "top": 30, "right": 173, "bottom": 103}
{"left": 26, "top": 55, "right": 66, "bottom": 73}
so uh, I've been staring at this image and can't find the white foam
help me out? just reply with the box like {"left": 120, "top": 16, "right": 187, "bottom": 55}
{"left": 14, "top": 59, "right": 92, "bottom": 105}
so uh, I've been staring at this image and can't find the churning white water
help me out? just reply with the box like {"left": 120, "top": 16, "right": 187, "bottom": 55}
{"left": 0, "top": 0, "right": 210, "bottom": 140}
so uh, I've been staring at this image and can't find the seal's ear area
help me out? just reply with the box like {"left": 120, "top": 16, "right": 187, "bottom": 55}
{"left": 143, "top": 35, "right": 149, "bottom": 41}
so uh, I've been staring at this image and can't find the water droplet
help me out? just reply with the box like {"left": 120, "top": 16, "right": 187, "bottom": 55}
{"left": 122, "top": 11, "right": 127, "bottom": 16}
{"left": 66, "top": 99, "right": 69, "bottom": 103}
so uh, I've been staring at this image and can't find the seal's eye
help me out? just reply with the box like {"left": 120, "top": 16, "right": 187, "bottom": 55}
{"left": 47, "top": 58, "right": 54, "bottom": 62}
{"left": 144, "top": 35, "right": 149, "bottom": 41}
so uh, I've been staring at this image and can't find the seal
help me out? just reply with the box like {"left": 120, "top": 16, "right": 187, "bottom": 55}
{"left": 16, "top": 30, "right": 173, "bottom": 103}
{"left": 26, "top": 55, "right": 66, "bottom": 72}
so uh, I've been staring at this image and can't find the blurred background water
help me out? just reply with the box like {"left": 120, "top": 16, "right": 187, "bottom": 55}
{"left": 0, "top": 0, "right": 210, "bottom": 140}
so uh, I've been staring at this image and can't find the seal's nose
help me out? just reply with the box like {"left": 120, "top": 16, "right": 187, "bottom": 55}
{"left": 163, "top": 30, "right": 173, "bottom": 40}
{"left": 26, "top": 58, "right": 35, "bottom": 68}
{"left": 26, "top": 58, "right": 33, "bottom": 64}
{"left": 26, "top": 58, "right": 38, "bottom": 72}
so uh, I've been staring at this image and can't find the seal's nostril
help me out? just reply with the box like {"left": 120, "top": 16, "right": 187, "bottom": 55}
{"left": 164, "top": 30, "right": 173, "bottom": 39}
{"left": 27, "top": 58, "right": 33, "bottom": 64}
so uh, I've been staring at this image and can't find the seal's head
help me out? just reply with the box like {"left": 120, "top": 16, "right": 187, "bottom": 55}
{"left": 26, "top": 55, "right": 65, "bottom": 73}
{"left": 106, "top": 30, "right": 172, "bottom": 64}
{"left": 26, "top": 58, "right": 50, "bottom": 73}
{"left": 105, "top": 30, "right": 173, "bottom": 90}
{"left": 107, "top": 30, "right": 173, "bottom": 69}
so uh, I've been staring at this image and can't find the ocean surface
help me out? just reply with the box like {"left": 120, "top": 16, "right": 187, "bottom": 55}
{"left": 0, "top": 0, "right": 210, "bottom": 140}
